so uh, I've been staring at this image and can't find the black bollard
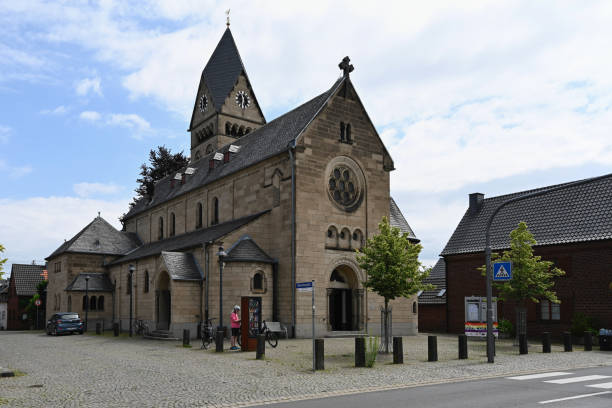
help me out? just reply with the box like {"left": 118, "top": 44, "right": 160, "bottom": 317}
{"left": 393, "top": 337, "right": 403, "bottom": 364}
{"left": 113, "top": 322, "right": 119, "bottom": 337}
{"left": 183, "top": 329, "right": 190, "bottom": 346}
{"left": 519, "top": 334, "right": 528, "bottom": 355}
{"left": 215, "top": 329, "right": 224, "bottom": 352}
{"left": 315, "top": 339, "right": 324, "bottom": 370}
{"left": 458, "top": 334, "right": 468, "bottom": 359}
{"left": 256, "top": 334, "right": 265, "bottom": 360}
{"left": 428, "top": 335, "right": 438, "bottom": 362}
{"left": 542, "top": 332, "right": 551, "bottom": 353}
{"left": 584, "top": 331, "right": 592, "bottom": 351}
{"left": 355, "top": 338, "right": 365, "bottom": 367}
{"left": 96, "top": 322, "right": 101, "bottom": 335}
{"left": 563, "top": 332, "right": 572, "bottom": 352}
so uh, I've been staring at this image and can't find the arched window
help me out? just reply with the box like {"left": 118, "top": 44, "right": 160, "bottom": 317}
{"left": 231, "top": 124, "right": 238, "bottom": 136}
{"left": 412, "top": 301, "right": 417, "bottom": 314}
{"left": 144, "top": 271, "right": 149, "bottom": 293}
{"left": 346, "top": 123, "right": 352, "bottom": 143}
{"left": 340, "top": 122, "right": 345, "bottom": 142}
{"left": 351, "top": 229, "right": 363, "bottom": 250}
{"left": 195, "top": 151, "right": 201, "bottom": 161}
{"left": 158, "top": 216, "right": 164, "bottom": 240}
{"left": 225, "top": 122, "right": 231, "bottom": 135}
{"left": 205, "top": 144, "right": 213, "bottom": 154}
{"left": 82, "top": 295, "right": 87, "bottom": 311}
{"left": 238, "top": 126, "right": 245, "bottom": 137}
{"left": 339, "top": 228, "right": 351, "bottom": 250}
{"left": 253, "top": 272, "right": 263, "bottom": 290}
{"left": 98, "top": 296, "right": 104, "bottom": 311}
{"left": 212, "top": 197, "right": 219, "bottom": 225}
{"left": 170, "top": 212, "right": 176, "bottom": 237}
{"left": 196, "top": 203, "right": 203, "bottom": 229}
{"left": 326, "top": 226, "right": 338, "bottom": 248}
{"left": 127, "top": 273, "right": 132, "bottom": 295}
{"left": 90, "top": 295, "right": 97, "bottom": 311}
{"left": 67, "top": 295, "right": 72, "bottom": 312}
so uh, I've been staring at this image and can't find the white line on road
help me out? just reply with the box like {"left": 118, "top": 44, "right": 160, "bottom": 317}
{"left": 538, "top": 391, "right": 612, "bottom": 404}
{"left": 544, "top": 375, "right": 611, "bottom": 384}
{"left": 587, "top": 382, "right": 612, "bottom": 389}
{"left": 506, "top": 372, "right": 573, "bottom": 380}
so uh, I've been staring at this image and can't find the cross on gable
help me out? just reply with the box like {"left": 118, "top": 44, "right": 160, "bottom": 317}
{"left": 338, "top": 56, "right": 354, "bottom": 78}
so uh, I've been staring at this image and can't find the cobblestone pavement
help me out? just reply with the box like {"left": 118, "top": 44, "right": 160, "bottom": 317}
{"left": 1, "top": 331, "right": 611, "bottom": 407}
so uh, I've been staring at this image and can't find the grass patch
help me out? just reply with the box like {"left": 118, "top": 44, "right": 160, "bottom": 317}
{"left": 0, "top": 397, "right": 10, "bottom": 405}
{"left": 182, "top": 344, "right": 192, "bottom": 348}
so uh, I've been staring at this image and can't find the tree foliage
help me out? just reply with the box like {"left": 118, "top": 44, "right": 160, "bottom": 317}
{"left": 0, "top": 244, "right": 7, "bottom": 280}
{"left": 131, "top": 146, "right": 189, "bottom": 207}
{"left": 479, "top": 222, "right": 565, "bottom": 305}
{"left": 357, "top": 217, "right": 433, "bottom": 304}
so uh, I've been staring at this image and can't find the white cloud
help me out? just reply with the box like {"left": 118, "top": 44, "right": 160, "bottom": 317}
{"left": 73, "top": 182, "right": 122, "bottom": 197}
{"left": 75, "top": 76, "right": 102, "bottom": 96}
{"left": 106, "top": 113, "right": 151, "bottom": 138}
{"left": 0, "top": 125, "right": 10, "bottom": 143}
{"left": 79, "top": 110, "right": 101, "bottom": 121}
{"left": 40, "top": 105, "right": 69, "bottom": 115}
{"left": 0, "top": 195, "right": 128, "bottom": 273}
{"left": 0, "top": 159, "right": 33, "bottom": 178}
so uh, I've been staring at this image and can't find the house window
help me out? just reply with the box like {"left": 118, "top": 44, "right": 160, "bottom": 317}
{"left": 67, "top": 296, "right": 72, "bottom": 312}
{"left": 253, "top": 272, "right": 263, "bottom": 290}
{"left": 196, "top": 203, "right": 203, "bottom": 229}
{"left": 158, "top": 216, "right": 164, "bottom": 240}
{"left": 98, "top": 296, "right": 104, "bottom": 311}
{"left": 212, "top": 197, "right": 219, "bottom": 225}
{"left": 540, "top": 300, "right": 560, "bottom": 321}
{"left": 346, "top": 123, "right": 352, "bottom": 143}
{"left": 127, "top": 273, "right": 132, "bottom": 295}
{"left": 412, "top": 301, "right": 417, "bottom": 314}
{"left": 339, "top": 122, "right": 345, "bottom": 142}
{"left": 170, "top": 212, "right": 176, "bottom": 237}
{"left": 90, "top": 296, "right": 97, "bottom": 311}
{"left": 144, "top": 271, "right": 149, "bottom": 293}
{"left": 54, "top": 262, "right": 61, "bottom": 273}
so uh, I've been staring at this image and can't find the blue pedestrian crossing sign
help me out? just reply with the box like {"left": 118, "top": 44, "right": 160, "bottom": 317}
{"left": 493, "top": 262, "right": 512, "bottom": 281}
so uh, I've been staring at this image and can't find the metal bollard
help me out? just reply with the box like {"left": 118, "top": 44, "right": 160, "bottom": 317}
{"left": 355, "top": 337, "right": 365, "bottom": 367}
{"left": 256, "top": 334, "right": 265, "bottom": 360}
{"left": 519, "top": 334, "right": 528, "bottom": 355}
{"left": 215, "top": 329, "right": 224, "bottom": 352}
{"left": 113, "top": 322, "right": 119, "bottom": 337}
{"left": 393, "top": 337, "right": 403, "bottom": 364}
{"left": 458, "top": 334, "right": 468, "bottom": 359}
{"left": 563, "top": 332, "right": 572, "bottom": 352}
{"left": 584, "top": 331, "right": 592, "bottom": 351}
{"left": 183, "top": 329, "right": 190, "bottom": 346}
{"left": 315, "top": 339, "right": 324, "bottom": 370}
{"left": 428, "top": 336, "right": 438, "bottom": 362}
{"left": 96, "top": 322, "right": 101, "bottom": 335}
{"left": 542, "top": 332, "right": 551, "bottom": 353}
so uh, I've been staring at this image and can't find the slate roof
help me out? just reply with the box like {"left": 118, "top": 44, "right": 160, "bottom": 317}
{"left": 125, "top": 77, "right": 344, "bottom": 220}
{"left": 441, "top": 173, "right": 612, "bottom": 256}
{"left": 109, "top": 210, "right": 270, "bottom": 265}
{"left": 65, "top": 273, "right": 113, "bottom": 292}
{"left": 224, "top": 235, "right": 276, "bottom": 264}
{"left": 0, "top": 280, "right": 8, "bottom": 302}
{"left": 47, "top": 216, "right": 141, "bottom": 260}
{"left": 390, "top": 197, "right": 419, "bottom": 242}
{"left": 161, "top": 252, "right": 203, "bottom": 281}
{"left": 418, "top": 259, "right": 446, "bottom": 305}
{"left": 10, "top": 264, "right": 45, "bottom": 296}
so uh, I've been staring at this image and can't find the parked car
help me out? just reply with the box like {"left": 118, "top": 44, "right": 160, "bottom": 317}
{"left": 46, "top": 313, "right": 84, "bottom": 335}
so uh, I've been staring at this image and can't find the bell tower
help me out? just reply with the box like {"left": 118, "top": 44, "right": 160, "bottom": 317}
{"left": 188, "top": 27, "right": 266, "bottom": 161}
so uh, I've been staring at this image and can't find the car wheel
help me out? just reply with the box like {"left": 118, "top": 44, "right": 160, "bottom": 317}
{"left": 78, "top": 330, "right": 83, "bottom": 335}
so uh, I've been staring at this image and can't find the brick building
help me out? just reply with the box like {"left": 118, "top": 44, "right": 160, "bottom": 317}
{"left": 437, "top": 174, "right": 612, "bottom": 337}
{"left": 45, "top": 27, "right": 419, "bottom": 338}
{"left": 417, "top": 259, "right": 447, "bottom": 333}
{"left": 0, "top": 279, "right": 8, "bottom": 330}
{"left": 7, "top": 264, "right": 45, "bottom": 330}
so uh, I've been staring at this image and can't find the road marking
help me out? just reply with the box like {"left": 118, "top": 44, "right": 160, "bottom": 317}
{"left": 538, "top": 391, "right": 612, "bottom": 404}
{"left": 544, "top": 375, "right": 611, "bottom": 384}
{"left": 507, "top": 372, "right": 573, "bottom": 380}
{"left": 587, "top": 382, "right": 612, "bottom": 389}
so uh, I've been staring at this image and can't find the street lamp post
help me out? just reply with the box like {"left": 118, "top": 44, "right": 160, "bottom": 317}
{"left": 129, "top": 264, "right": 134, "bottom": 337}
{"left": 84, "top": 276, "right": 90, "bottom": 332}
{"left": 215, "top": 246, "right": 227, "bottom": 352}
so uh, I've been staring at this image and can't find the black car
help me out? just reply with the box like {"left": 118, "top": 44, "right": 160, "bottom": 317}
{"left": 46, "top": 313, "right": 84, "bottom": 335}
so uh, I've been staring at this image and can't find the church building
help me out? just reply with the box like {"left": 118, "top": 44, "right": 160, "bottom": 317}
{"left": 45, "top": 27, "right": 419, "bottom": 338}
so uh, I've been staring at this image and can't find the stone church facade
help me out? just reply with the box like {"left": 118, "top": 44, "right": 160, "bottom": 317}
{"left": 46, "top": 27, "right": 419, "bottom": 338}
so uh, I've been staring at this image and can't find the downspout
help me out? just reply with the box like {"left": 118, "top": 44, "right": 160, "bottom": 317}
{"left": 204, "top": 241, "right": 212, "bottom": 322}
{"left": 288, "top": 146, "right": 296, "bottom": 338}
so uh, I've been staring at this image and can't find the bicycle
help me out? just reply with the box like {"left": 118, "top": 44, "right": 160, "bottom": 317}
{"left": 134, "top": 319, "right": 149, "bottom": 336}
{"left": 200, "top": 318, "right": 216, "bottom": 349}
{"left": 261, "top": 320, "right": 278, "bottom": 348}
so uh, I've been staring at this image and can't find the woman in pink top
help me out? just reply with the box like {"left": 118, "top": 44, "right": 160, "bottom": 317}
{"left": 230, "top": 305, "right": 241, "bottom": 350}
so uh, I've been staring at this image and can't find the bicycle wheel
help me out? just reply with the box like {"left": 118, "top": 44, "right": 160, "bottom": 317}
{"left": 201, "top": 334, "right": 212, "bottom": 349}
{"left": 266, "top": 331, "right": 278, "bottom": 348}
{"left": 237, "top": 330, "right": 242, "bottom": 347}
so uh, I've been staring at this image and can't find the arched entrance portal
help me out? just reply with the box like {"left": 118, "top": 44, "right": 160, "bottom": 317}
{"left": 156, "top": 271, "right": 171, "bottom": 330}
{"left": 327, "top": 265, "right": 363, "bottom": 331}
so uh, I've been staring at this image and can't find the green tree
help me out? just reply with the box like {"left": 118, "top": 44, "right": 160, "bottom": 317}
{"left": 480, "top": 222, "right": 565, "bottom": 339}
{"left": 357, "top": 217, "right": 432, "bottom": 352}
{"left": 0, "top": 244, "right": 7, "bottom": 280}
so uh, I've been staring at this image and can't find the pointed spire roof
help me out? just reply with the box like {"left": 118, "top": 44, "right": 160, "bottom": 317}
{"left": 202, "top": 28, "right": 248, "bottom": 111}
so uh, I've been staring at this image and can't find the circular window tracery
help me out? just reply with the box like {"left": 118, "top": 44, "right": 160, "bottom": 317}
{"left": 327, "top": 159, "right": 364, "bottom": 212}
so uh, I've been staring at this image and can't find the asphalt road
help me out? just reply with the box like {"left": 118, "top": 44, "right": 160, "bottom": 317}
{"left": 253, "top": 366, "right": 612, "bottom": 408}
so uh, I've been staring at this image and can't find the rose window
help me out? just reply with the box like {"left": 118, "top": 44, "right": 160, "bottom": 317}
{"left": 328, "top": 166, "right": 359, "bottom": 208}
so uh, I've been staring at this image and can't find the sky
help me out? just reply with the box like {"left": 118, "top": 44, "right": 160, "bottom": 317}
{"left": 2, "top": 0, "right": 612, "bottom": 276}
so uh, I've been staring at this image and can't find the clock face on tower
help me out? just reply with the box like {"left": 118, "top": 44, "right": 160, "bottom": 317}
{"left": 235, "top": 90, "right": 251, "bottom": 109}
{"left": 198, "top": 94, "right": 208, "bottom": 113}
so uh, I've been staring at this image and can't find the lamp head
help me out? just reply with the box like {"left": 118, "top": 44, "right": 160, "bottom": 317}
{"left": 129, "top": 264, "right": 135, "bottom": 274}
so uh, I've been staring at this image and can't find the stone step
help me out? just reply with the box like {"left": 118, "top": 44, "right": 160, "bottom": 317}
{"left": 325, "top": 331, "right": 369, "bottom": 338}
{"left": 144, "top": 334, "right": 180, "bottom": 341}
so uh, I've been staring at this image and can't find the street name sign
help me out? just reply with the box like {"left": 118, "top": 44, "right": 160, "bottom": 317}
{"left": 493, "top": 262, "right": 512, "bottom": 281}
{"left": 296, "top": 281, "right": 313, "bottom": 292}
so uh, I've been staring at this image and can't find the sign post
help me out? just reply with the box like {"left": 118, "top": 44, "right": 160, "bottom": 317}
{"left": 34, "top": 298, "right": 42, "bottom": 329}
{"left": 296, "top": 281, "right": 315, "bottom": 371}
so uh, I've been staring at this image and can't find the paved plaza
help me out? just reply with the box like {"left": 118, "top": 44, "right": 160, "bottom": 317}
{"left": 1, "top": 331, "right": 612, "bottom": 407}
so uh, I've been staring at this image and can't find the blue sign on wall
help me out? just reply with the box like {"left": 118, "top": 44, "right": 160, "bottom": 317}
{"left": 493, "top": 262, "right": 512, "bottom": 281}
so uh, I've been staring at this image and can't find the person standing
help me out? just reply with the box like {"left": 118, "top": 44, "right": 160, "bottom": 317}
{"left": 230, "top": 305, "right": 241, "bottom": 350}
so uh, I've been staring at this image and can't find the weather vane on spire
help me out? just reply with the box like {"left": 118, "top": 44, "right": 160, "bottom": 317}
{"left": 226, "top": 9, "right": 230, "bottom": 27}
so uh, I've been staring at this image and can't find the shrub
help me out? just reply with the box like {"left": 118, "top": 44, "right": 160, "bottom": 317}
{"left": 498, "top": 318, "right": 515, "bottom": 337}
{"left": 365, "top": 336, "right": 379, "bottom": 368}
{"left": 570, "top": 312, "right": 598, "bottom": 337}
